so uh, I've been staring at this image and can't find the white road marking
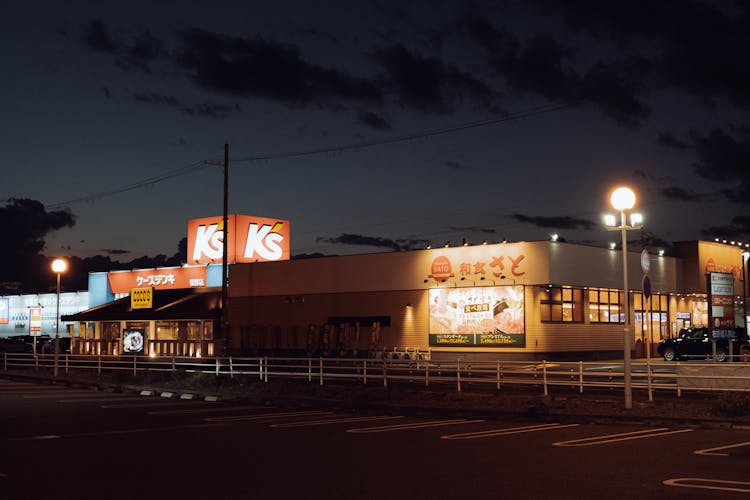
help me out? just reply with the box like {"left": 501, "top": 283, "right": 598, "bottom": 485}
{"left": 441, "top": 423, "right": 580, "bottom": 440}
{"left": 0, "top": 472, "right": 7, "bottom": 478}
{"left": 1, "top": 423, "right": 225, "bottom": 442}
{"left": 206, "top": 410, "right": 333, "bottom": 422}
{"left": 347, "top": 419, "right": 484, "bottom": 434}
{"left": 553, "top": 428, "right": 694, "bottom": 447}
{"left": 271, "top": 415, "right": 405, "bottom": 428}
{"left": 663, "top": 478, "right": 750, "bottom": 493}
{"left": 694, "top": 441, "right": 750, "bottom": 456}
{"left": 149, "top": 405, "right": 271, "bottom": 415}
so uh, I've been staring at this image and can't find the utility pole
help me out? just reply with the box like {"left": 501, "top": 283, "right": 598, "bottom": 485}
{"left": 221, "top": 143, "right": 229, "bottom": 357}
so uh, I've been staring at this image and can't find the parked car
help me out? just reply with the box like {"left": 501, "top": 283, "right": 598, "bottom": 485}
{"left": 658, "top": 327, "right": 749, "bottom": 362}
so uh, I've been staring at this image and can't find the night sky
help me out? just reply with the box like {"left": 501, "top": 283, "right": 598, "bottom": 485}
{"left": 3, "top": 0, "right": 750, "bottom": 266}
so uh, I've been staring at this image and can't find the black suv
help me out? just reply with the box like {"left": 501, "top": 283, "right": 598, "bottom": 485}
{"left": 0, "top": 335, "right": 53, "bottom": 353}
{"left": 658, "top": 327, "right": 749, "bottom": 362}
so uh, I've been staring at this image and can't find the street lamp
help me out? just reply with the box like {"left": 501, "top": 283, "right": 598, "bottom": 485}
{"left": 51, "top": 258, "right": 67, "bottom": 377}
{"left": 604, "top": 186, "right": 642, "bottom": 410}
{"left": 743, "top": 251, "right": 749, "bottom": 328}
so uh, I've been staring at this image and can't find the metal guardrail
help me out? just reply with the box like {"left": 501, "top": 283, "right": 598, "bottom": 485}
{"left": 4, "top": 352, "right": 750, "bottom": 399}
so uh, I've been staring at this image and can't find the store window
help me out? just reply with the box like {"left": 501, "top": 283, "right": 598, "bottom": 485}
{"left": 589, "top": 288, "right": 623, "bottom": 323}
{"left": 634, "top": 292, "right": 670, "bottom": 340}
{"left": 540, "top": 286, "right": 583, "bottom": 323}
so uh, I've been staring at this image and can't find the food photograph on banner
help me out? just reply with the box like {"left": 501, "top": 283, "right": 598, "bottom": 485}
{"left": 428, "top": 285, "right": 525, "bottom": 347}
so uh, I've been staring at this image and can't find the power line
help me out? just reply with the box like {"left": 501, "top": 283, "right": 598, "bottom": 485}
{"left": 46, "top": 161, "right": 208, "bottom": 209}
{"left": 44, "top": 101, "right": 575, "bottom": 209}
{"left": 231, "top": 102, "right": 574, "bottom": 163}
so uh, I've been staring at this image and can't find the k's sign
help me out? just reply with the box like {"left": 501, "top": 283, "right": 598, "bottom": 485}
{"left": 187, "top": 215, "right": 290, "bottom": 265}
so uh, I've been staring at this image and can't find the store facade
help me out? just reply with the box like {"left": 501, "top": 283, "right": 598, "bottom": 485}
{"left": 226, "top": 240, "right": 747, "bottom": 361}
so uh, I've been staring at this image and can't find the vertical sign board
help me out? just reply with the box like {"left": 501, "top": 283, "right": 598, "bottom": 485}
{"left": 29, "top": 307, "right": 42, "bottom": 335}
{"left": 0, "top": 298, "right": 8, "bottom": 325}
{"left": 708, "top": 272, "right": 735, "bottom": 338}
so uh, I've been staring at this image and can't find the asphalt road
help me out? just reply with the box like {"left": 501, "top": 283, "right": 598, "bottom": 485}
{"left": 2, "top": 378, "right": 749, "bottom": 499}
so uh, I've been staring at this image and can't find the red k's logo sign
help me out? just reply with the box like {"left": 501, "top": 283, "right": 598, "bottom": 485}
{"left": 187, "top": 215, "right": 290, "bottom": 264}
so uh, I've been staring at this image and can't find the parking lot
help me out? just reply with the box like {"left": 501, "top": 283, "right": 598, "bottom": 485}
{"left": 2, "top": 378, "right": 750, "bottom": 498}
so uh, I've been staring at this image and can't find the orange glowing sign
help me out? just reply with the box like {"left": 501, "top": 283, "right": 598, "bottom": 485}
{"left": 187, "top": 214, "right": 290, "bottom": 265}
{"left": 108, "top": 267, "right": 208, "bottom": 294}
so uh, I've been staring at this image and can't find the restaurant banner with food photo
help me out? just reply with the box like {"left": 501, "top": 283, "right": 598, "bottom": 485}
{"left": 428, "top": 285, "right": 525, "bottom": 347}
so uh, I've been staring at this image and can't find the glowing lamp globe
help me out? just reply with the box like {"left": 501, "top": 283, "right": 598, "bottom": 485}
{"left": 51, "top": 258, "right": 67, "bottom": 274}
{"left": 610, "top": 187, "right": 636, "bottom": 211}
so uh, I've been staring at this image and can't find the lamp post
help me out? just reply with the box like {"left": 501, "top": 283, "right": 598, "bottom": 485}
{"left": 51, "top": 258, "right": 67, "bottom": 377}
{"left": 604, "top": 187, "right": 642, "bottom": 410}
{"left": 743, "top": 251, "right": 749, "bottom": 328}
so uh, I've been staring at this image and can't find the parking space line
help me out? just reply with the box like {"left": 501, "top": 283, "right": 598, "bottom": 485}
{"left": 271, "top": 415, "right": 404, "bottom": 428}
{"left": 1, "top": 423, "right": 226, "bottom": 442}
{"left": 553, "top": 428, "right": 693, "bottom": 446}
{"left": 441, "top": 423, "right": 580, "bottom": 440}
{"left": 206, "top": 410, "right": 333, "bottom": 422}
{"left": 664, "top": 478, "right": 750, "bottom": 493}
{"left": 694, "top": 441, "right": 750, "bottom": 456}
{"left": 149, "top": 405, "right": 270, "bottom": 415}
{"left": 347, "top": 419, "right": 484, "bottom": 434}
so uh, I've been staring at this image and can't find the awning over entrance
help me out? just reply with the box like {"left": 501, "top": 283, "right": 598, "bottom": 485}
{"left": 62, "top": 288, "right": 221, "bottom": 322}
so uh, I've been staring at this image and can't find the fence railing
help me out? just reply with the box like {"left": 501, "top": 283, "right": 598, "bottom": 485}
{"left": 4, "top": 352, "right": 750, "bottom": 398}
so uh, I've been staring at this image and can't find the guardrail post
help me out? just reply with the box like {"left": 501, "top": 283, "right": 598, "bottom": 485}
{"left": 133, "top": 355, "right": 137, "bottom": 377}
{"left": 456, "top": 359, "right": 461, "bottom": 393}
{"left": 172, "top": 356, "right": 176, "bottom": 372}
{"left": 425, "top": 362, "right": 429, "bottom": 387}
{"left": 308, "top": 358, "right": 312, "bottom": 382}
{"left": 34, "top": 355, "right": 39, "bottom": 372}
{"left": 264, "top": 357, "right": 269, "bottom": 383}
{"left": 98, "top": 354, "right": 102, "bottom": 375}
{"left": 229, "top": 357, "right": 234, "bottom": 379}
{"left": 319, "top": 357, "right": 324, "bottom": 386}
{"left": 65, "top": 354, "right": 69, "bottom": 374}
{"left": 497, "top": 361, "right": 502, "bottom": 390}
{"left": 2, "top": 352, "right": 6, "bottom": 371}
{"left": 363, "top": 359, "right": 367, "bottom": 385}
{"left": 382, "top": 358, "right": 387, "bottom": 388}
{"left": 215, "top": 357, "right": 220, "bottom": 376}
{"left": 259, "top": 358, "right": 264, "bottom": 380}
{"left": 579, "top": 361, "right": 583, "bottom": 393}
{"left": 647, "top": 357, "right": 653, "bottom": 402}
{"left": 542, "top": 360, "right": 548, "bottom": 396}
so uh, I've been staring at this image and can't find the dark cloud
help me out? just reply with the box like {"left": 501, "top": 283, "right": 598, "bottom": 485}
{"left": 82, "top": 19, "right": 120, "bottom": 53}
{"left": 316, "top": 233, "right": 429, "bottom": 251}
{"left": 444, "top": 160, "right": 468, "bottom": 170}
{"left": 299, "top": 27, "right": 341, "bottom": 46}
{"left": 449, "top": 226, "right": 496, "bottom": 234}
{"left": 117, "top": 29, "right": 163, "bottom": 72}
{"left": 464, "top": 16, "right": 651, "bottom": 127}
{"left": 510, "top": 214, "right": 595, "bottom": 230}
{"left": 539, "top": 0, "right": 750, "bottom": 110}
{"left": 658, "top": 186, "right": 711, "bottom": 203}
{"left": 177, "top": 28, "right": 383, "bottom": 106}
{"left": 375, "top": 43, "right": 498, "bottom": 113}
{"left": 129, "top": 90, "right": 241, "bottom": 118}
{"left": 357, "top": 109, "right": 391, "bottom": 130}
{"left": 0, "top": 198, "right": 76, "bottom": 289}
{"left": 101, "top": 249, "right": 130, "bottom": 255}
{"left": 660, "top": 127, "right": 750, "bottom": 204}
{"left": 657, "top": 131, "right": 690, "bottom": 149}
{"left": 701, "top": 215, "right": 750, "bottom": 240}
